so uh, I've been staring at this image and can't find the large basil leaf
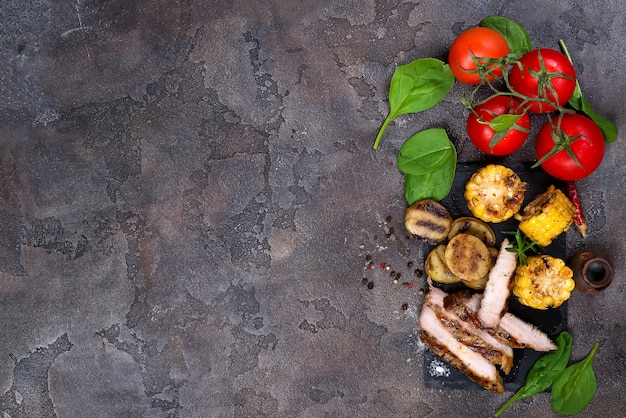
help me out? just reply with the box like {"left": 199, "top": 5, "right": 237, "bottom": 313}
{"left": 551, "top": 342, "right": 599, "bottom": 415}
{"left": 403, "top": 132, "right": 456, "bottom": 204}
{"left": 397, "top": 128, "right": 455, "bottom": 175}
{"left": 373, "top": 58, "right": 454, "bottom": 149}
{"left": 495, "top": 331, "right": 572, "bottom": 417}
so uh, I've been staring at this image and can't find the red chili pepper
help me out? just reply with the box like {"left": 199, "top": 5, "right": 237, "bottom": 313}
{"left": 566, "top": 181, "right": 587, "bottom": 237}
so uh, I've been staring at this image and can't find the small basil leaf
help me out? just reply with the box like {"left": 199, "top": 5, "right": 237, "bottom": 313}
{"left": 373, "top": 58, "right": 454, "bottom": 149}
{"left": 488, "top": 113, "right": 523, "bottom": 133}
{"left": 480, "top": 15, "right": 532, "bottom": 55}
{"left": 397, "top": 128, "right": 454, "bottom": 175}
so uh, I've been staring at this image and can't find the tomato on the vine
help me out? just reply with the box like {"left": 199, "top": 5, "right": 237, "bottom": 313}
{"left": 509, "top": 48, "right": 577, "bottom": 113}
{"left": 448, "top": 27, "right": 510, "bottom": 85}
{"left": 535, "top": 114, "right": 605, "bottom": 181}
{"left": 466, "top": 96, "right": 530, "bottom": 155}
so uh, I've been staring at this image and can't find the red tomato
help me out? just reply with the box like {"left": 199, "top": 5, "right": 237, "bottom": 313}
{"left": 466, "top": 96, "right": 530, "bottom": 155}
{"left": 448, "top": 27, "right": 510, "bottom": 84}
{"left": 535, "top": 114, "right": 605, "bottom": 181}
{"left": 509, "top": 48, "right": 577, "bottom": 113}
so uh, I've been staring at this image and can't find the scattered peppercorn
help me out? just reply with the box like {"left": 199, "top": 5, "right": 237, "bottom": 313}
{"left": 414, "top": 268, "right": 423, "bottom": 277}
{"left": 367, "top": 282, "right": 374, "bottom": 289}
{"left": 390, "top": 271, "right": 396, "bottom": 278}
{"left": 385, "top": 215, "right": 392, "bottom": 224}
{"left": 365, "top": 255, "right": 372, "bottom": 261}
{"left": 407, "top": 261, "right": 414, "bottom": 268}
{"left": 395, "top": 272, "right": 402, "bottom": 279}
{"left": 401, "top": 303, "right": 408, "bottom": 311}
{"left": 362, "top": 277, "right": 368, "bottom": 285}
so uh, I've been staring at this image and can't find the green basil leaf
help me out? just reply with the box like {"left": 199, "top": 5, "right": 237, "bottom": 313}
{"left": 388, "top": 58, "right": 455, "bottom": 115}
{"left": 577, "top": 97, "right": 618, "bottom": 143}
{"left": 397, "top": 128, "right": 454, "bottom": 175}
{"left": 373, "top": 58, "right": 454, "bottom": 149}
{"left": 495, "top": 331, "right": 572, "bottom": 417}
{"left": 551, "top": 342, "right": 599, "bottom": 415}
{"left": 488, "top": 113, "right": 523, "bottom": 133}
{"left": 480, "top": 15, "right": 532, "bottom": 55}
{"left": 559, "top": 39, "right": 618, "bottom": 143}
{"left": 524, "top": 332, "right": 573, "bottom": 388}
{"left": 404, "top": 140, "right": 456, "bottom": 204}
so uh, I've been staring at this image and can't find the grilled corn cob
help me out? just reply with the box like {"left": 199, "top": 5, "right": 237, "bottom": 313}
{"left": 512, "top": 255, "right": 575, "bottom": 309}
{"left": 464, "top": 164, "right": 527, "bottom": 223}
{"left": 514, "top": 185, "right": 575, "bottom": 247}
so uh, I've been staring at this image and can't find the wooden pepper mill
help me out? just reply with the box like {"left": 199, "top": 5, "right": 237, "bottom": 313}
{"left": 569, "top": 249, "right": 614, "bottom": 294}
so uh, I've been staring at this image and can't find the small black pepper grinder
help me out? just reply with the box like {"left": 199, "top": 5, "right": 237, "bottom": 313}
{"left": 568, "top": 249, "right": 614, "bottom": 294}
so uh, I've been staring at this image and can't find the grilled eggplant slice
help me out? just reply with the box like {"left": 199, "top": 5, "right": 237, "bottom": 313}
{"left": 425, "top": 245, "right": 462, "bottom": 285}
{"left": 404, "top": 199, "right": 452, "bottom": 244}
{"left": 444, "top": 233, "right": 492, "bottom": 283}
{"left": 447, "top": 216, "right": 496, "bottom": 247}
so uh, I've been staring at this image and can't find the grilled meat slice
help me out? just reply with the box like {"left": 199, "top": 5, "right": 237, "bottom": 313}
{"left": 497, "top": 313, "right": 557, "bottom": 351}
{"left": 425, "top": 286, "right": 514, "bottom": 374}
{"left": 444, "top": 290, "right": 556, "bottom": 351}
{"left": 419, "top": 304, "right": 505, "bottom": 393}
{"left": 478, "top": 238, "right": 517, "bottom": 328}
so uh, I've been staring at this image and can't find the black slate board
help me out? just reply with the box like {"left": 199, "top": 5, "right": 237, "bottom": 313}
{"left": 422, "top": 163, "right": 568, "bottom": 392}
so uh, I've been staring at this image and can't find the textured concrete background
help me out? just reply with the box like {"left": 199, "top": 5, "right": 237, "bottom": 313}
{"left": 1, "top": 1, "right": 624, "bottom": 417}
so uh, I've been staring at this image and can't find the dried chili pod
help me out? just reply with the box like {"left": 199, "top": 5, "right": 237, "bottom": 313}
{"left": 566, "top": 181, "right": 587, "bottom": 237}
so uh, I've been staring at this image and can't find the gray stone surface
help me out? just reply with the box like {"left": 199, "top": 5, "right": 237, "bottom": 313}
{"left": 1, "top": 1, "right": 625, "bottom": 417}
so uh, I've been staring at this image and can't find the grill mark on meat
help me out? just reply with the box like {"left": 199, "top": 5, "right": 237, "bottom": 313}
{"left": 444, "top": 289, "right": 556, "bottom": 351}
{"left": 498, "top": 314, "right": 557, "bottom": 351}
{"left": 426, "top": 286, "right": 514, "bottom": 374}
{"left": 419, "top": 305, "right": 504, "bottom": 394}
